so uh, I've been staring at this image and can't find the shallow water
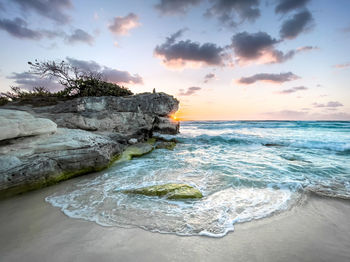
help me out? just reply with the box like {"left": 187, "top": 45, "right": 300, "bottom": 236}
{"left": 46, "top": 121, "right": 350, "bottom": 237}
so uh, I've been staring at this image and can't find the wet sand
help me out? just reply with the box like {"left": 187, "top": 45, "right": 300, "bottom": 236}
{"left": 1, "top": 177, "right": 350, "bottom": 262}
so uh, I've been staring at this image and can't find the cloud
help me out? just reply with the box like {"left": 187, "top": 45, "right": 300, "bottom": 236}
{"left": 263, "top": 110, "right": 350, "bottom": 120}
{"left": 13, "top": 0, "right": 72, "bottom": 24}
{"left": 0, "top": 17, "right": 94, "bottom": 45}
{"left": 275, "top": 0, "right": 310, "bottom": 14}
{"left": 333, "top": 63, "right": 350, "bottom": 69}
{"left": 278, "top": 86, "right": 307, "bottom": 94}
{"left": 0, "top": 17, "right": 42, "bottom": 39}
{"left": 313, "top": 101, "right": 343, "bottom": 108}
{"left": 264, "top": 110, "right": 307, "bottom": 119}
{"left": 231, "top": 31, "right": 278, "bottom": 59}
{"left": 205, "top": 0, "right": 260, "bottom": 27}
{"left": 296, "top": 46, "right": 318, "bottom": 52}
{"left": 108, "top": 13, "right": 140, "bottom": 36}
{"left": 154, "top": 29, "right": 226, "bottom": 68}
{"left": 66, "top": 57, "right": 143, "bottom": 85}
{"left": 7, "top": 72, "right": 62, "bottom": 91}
{"left": 237, "top": 72, "right": 299, "bottom": 85}
{"left": 66, "top": 57, "right": 101, "bottom": 72}
{"left": 178, "top": 86, "right": 201, "bottom": 96}
{"left": 230, "top": 32, "right": 318, "bottom": 65}
{"left": 102, "top": 68, "right": 143, "bottom": 85}
{"left": 155, "top": 0, "right": 201, "bottom": 15}
{"left": 155, "top": 0, "right": 260, "bottom": 27}
{"left": 280, "top": 10, "right": 313, "bottom": 39}
{"left": 342, "top": 25, "right": 350, "bottom": 33}
{"left": 230, "top": 31, "right": 297, "bottom": 64}
{"left": 65, "top": 29, "right": 94, "bottom": 45}
{"left": 204, "top": 73, "right": 216, "bottom": 83}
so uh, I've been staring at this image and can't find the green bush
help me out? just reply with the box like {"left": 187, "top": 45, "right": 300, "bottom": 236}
{"left": 66, "top": 79, "right": 133, "bottom": 97}
{"left": 0, "top": 96, "right": 8, "bottom": 106}
{"left": 0, "top": 60, "right": 133, "bottom": 106}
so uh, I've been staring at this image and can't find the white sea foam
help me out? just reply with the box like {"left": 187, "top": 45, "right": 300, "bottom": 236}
{"left": 46, "top": 121, "right": 350, "bottom": 237}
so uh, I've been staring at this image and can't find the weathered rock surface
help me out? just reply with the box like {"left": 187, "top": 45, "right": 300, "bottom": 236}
{"left": 155, "top": 141, "right": 176, "bottom": 150}
{"left": 118, "top": 143, "right": 154, "bottom": 162}
{"left": 0, "top": 128, "right": 123, "bottom": 198}
{"left": 122, "top": 183, "right": 203, "bottom": 200}
{"left": 0, "top": 109, "right": 57, "bottom": 141}
{"left": 0, "top": 92, "right": 180, "bottom": 198}
{"left": 3, "top": 92, "right": 179, "bottom": 136}
{"left": 153, "top": 117, "right": 179, "bottom": 134}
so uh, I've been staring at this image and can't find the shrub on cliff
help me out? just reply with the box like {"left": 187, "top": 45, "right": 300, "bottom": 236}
{"left": 28, "top": 60, "right": 133, "bottom": 97}
{"left": 0, "top": 96, "right": 8, "bottom": 106}
{"left": 0, "top": 60, "right": 133, "bottom": 105}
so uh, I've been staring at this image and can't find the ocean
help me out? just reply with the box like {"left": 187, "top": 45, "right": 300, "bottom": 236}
{"left": 46, "top": 121, "right": 350, "bottom": 237}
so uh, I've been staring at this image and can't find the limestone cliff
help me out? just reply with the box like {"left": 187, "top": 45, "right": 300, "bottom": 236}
{"left": 0, "top": 92, "right": 179, "bottom": 198}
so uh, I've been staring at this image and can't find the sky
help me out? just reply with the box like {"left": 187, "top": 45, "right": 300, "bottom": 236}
{"left": 0, "top": 0, "right": 349, "bottom": 120}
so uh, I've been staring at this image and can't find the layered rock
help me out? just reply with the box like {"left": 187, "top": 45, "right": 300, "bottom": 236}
{"left": 3, "top": 92, "right": 179, "bottom": 137}
{"left": 0, "top": 92, "right": 180, "bottom": 198}
{"left": 0, "top": 128, "right": 122, "bottom": 198}
{"left": 0, "top": 109, "right": 57, "bottom": 141}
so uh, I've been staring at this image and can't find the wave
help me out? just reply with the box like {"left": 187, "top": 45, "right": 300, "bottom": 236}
{"left": 182, "top": 121, "right": 350, "bottom": 131}
{"left": 180, "top": 133, "right": 350, "bottom": 153}
{"left": 45, "top": 120, "right": 350, "bottom": 238}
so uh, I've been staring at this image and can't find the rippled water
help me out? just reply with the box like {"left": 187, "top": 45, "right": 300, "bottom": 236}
{"left": 46, "top": 121, "right": 350, "bottom": 237}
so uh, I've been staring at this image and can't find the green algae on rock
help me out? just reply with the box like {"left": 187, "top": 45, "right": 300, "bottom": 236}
{"left": 117, "top": 142, "right": 154, "bottom": 162}
{"left": 122, "top": 183, "right": 203, "bottom": 200}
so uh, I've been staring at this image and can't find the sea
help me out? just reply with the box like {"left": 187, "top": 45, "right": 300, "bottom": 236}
{"left": 46, "top": 121, "right": 350, "bottom": 237}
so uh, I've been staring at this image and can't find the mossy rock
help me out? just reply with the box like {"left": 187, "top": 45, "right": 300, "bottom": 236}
{"left": 146, "top": 137, "right": 157, "bottom": 145}
{"left": 122, "top": 183, "right": 203, "bottom": 200}
{"left": 155, "top": 141, "right": 176, "bottom": 150}
{"left": 118, "top": 143, "right": 153, "bottom": 161}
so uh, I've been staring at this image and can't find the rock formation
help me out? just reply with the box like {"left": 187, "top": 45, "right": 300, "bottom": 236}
{"left": 121, "top": 183, "right": 203, "bottom": 200}
{"left": 0, "top": 109, "right": 57, "bottom": 141}
{"left": 0, "top": 92, "right": 179, "bottom": 198}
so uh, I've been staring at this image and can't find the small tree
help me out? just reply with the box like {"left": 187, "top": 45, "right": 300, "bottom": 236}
{"left": 27, "top": 59, "right": 133, "bottom": 97}
{"left": 0, "top": 60, "right": 134, "bottom": 106}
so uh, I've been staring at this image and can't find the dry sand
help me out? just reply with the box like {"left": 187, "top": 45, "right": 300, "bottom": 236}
{"left": 1, "top": 177, "right": 350, "bottom": 262}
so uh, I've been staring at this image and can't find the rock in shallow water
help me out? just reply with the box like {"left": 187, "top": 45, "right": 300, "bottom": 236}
{"left": 122, "top": 183, "right": 203, "bottom": 200}
{"left": 155, "top": 141, "right": 176, "bottom": 150}
{"left": 118, "top": 143, "right": 154, "bottom": 161}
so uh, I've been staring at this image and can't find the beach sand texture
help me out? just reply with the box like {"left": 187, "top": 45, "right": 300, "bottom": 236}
{"left": 1, "top": 176, "right": 349, "bottom": 262}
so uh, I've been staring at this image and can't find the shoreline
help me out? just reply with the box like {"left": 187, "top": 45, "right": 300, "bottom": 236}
{"left": 0, "top": 92, "right": 180, "bottom": 199}
{"left": 1, "top": 175, "right": 349, "bottom": 262}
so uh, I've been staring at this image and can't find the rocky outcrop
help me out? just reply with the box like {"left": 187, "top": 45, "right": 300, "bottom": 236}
{"left": 153, "top": 117, "right": 179, "bottom": 134}
{"left": 0, "top": 128, "right": 122, "bottom": 198}
{"left": 0, "top": 109, "right": 57, "bottom": 141}
{"left": 121, "top": 183, "right": 203, "bottom": 200}
{"left": 0, "top": 92, "right": 180, "bottom": 198}
{"left": 3, "top": 92, "right": 179, "bottom": 137}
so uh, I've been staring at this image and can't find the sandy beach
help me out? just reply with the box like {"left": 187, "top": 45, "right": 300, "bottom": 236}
{"left": 1, "top": 175, "right": 349, "bottom": 262}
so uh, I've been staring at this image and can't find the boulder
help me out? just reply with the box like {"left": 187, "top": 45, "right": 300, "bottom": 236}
{"left": 0, "top": 128, "right": 123, "bottom": 198}
{"left": 122, "top": 183, "right": 203, "bottom": 200}
{"left": 128, "top": 138, "right": 138, "bottom": 144}
{"left": 0, "top": 109, "right": 57, "bottom": 141}
{"left": 118, "top": 143, "right": 154, "bottom": 161}
{"left": 153, "top": 117, "right": 179, "bottom": 134}
{"left": 155, "top": 141, "right": 176, "bottom": 150}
